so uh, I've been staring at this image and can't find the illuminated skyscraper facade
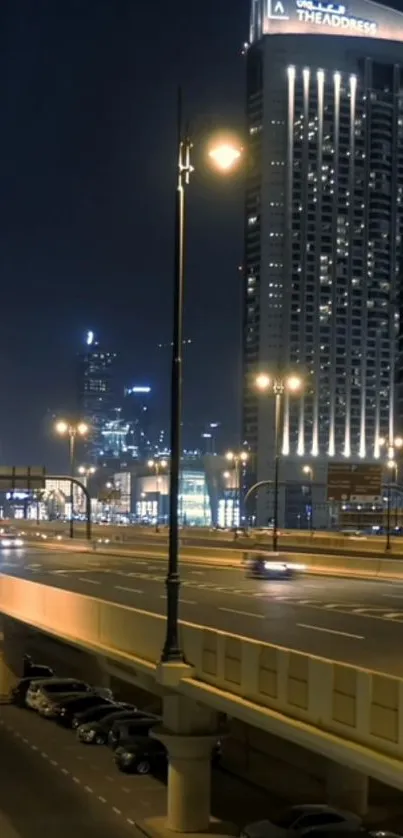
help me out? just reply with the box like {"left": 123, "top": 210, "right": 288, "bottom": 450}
{"left": 244, "top": 0, "right": 403, "bottom": 524}
{"left": 77, "top": 332, "right": 117, "bottom": 462}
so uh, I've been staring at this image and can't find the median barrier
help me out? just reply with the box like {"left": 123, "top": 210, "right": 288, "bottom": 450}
{"left": 1, "top": 572, "right": 403, "bottom": 788}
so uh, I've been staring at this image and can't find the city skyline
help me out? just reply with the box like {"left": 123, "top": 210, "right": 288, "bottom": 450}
{"left": 0, "top": 0, "right": 246, "bottom": 470}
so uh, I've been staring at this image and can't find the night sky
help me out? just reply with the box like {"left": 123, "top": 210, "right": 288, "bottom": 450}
{"left": 0, "top": 0, "right": 248, "bottom": 471}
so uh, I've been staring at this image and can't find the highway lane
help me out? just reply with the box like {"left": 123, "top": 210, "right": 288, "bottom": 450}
{"left": 3, "top": 547, "right": 403, "bottom": 675}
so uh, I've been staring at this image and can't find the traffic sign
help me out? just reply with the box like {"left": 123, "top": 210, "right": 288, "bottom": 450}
{"left": 327, "top": 463, "right": 382, "bottom": 502}
{"left": 0, "top": 467, "right": 46, "bottom": 491}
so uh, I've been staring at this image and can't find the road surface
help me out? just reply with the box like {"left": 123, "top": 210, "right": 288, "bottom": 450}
{"left": 3, "top": 546, "right": 403, "bottom": 675}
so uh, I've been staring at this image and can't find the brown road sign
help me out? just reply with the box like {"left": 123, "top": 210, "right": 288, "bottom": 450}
{"left": 327, "top": 463, "right": 382, "bottom": 502}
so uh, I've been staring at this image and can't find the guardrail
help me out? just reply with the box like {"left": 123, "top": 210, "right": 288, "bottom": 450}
{"left": 0, "top": 572, "right": 403, "bottom": 790}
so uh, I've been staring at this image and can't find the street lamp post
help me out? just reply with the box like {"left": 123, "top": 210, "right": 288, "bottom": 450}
{"left": 256, "top": 374, "right": 303, "bottom": 551}
{"left": 302, "top": 465, "right": 314, "bottom": 533}
{"left": 148, "top": 459, "right": 168, "bottom": 532}
{"left": 379, "top": 436, "right": 403, "bottom": 552}
{"left": 55, "top": 421, "right": 89, "bottom": 539}
{"left": 225, "top": 451, "right": 248, "bottom": 528}
{"left": 161, "top": 90, "right": 242, "bottom": 663}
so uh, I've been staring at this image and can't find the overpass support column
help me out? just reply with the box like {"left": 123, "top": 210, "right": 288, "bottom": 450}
{"left": 152, "top": 693, "right": 222, "bottom": 833}
{"left": 0, "top": 616, "right": 24, "bottom": 700}
{"left": 326, "top": 762, "right": 368, "bottom": 816}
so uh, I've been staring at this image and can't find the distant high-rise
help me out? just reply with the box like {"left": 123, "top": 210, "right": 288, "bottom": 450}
{"left": 244, "top": 0, "right": 403, "bottom": 525}
{"left": 77, "top": 331, "right": 117, "bottom": 462}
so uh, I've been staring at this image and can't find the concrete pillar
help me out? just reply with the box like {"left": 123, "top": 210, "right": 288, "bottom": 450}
{"left": 151, "top": 695, "right": 221, "bottom": 833}
{"left": 0, "top": 616, "right": 24, "bottom": 700}
{"left": 327, "top": 762, "right": 369, "bottom": 816}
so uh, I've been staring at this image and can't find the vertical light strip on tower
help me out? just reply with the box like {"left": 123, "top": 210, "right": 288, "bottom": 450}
{"left": 328, "top": 70, "right": 341, "bottom": 458}
{"left": 297, "top": 66, "right": 310, "bottom": 457}
{"left": 343, "top": 74, "right": 357, "bottom": 458}
{"left": 312, "top": 68, "right": 324, "bottom": 457}
{"left": 283, "top": 64, "right": 296, "bottom": 456}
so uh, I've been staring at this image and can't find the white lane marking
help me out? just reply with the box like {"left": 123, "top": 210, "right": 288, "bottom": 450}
{"left": 61, "top": 768, "right": 69, "bottom": 775}
{"left": 122, "top": 787, "right": 130, "bottom": 794}
{"left": 179, "top": 598, "right": 197, "bottom": 605}
{"left": 73, "top": 777, "right": 80, "bottom": 784}
{"left": 297, "top": 623, "right": 365, "bottom": 640}
{"left": 22, "top": 737, "right": 28, "bottom": 744}
{"left": 115, "top": 586, "right": 143, "bottom": 594}
{"left": 84, "top": 786, "right": 93, "bottom": 794}
{"left": 98, "top": 796, "right": 107, "bottom": 804}
{"left": 79, "top": 578, "right": 100, "bottom": 585}
{"left": 113, "top": 807, "right": 122, "bottom": 816}
{"left": 31, "top": 745, "right": 38, "bottom": 751}
{"left": 50, "top": 760, "right": 58, "bottom": 767}
{"left": 191, "top": 571, "right": 204, "bottom": 576}
{"left": 106, "top": 775, "right": 114, "bottom": 782}
{"left": 127, "top": 818, "right": 135, "bottom": 826}
{"left": 219, "top": 607, "right": 265, "bottom": 620}
{"left": 384, "top": 612, "right": 403, "bottom": 619}
{"left": 41, "top": 751, "right": 48, "bottom": 759}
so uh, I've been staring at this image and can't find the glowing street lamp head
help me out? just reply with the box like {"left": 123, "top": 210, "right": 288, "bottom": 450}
{"left": 225, "top": 451, "right": 235, "bottom": 462}
{"left": 303, "top": 465, "right": 313, "bottom": 476}
{"left": 395, "top": 437, "right": 403, "bottom": 449}
{"left": 160, "top": 459, "right": 168, "bottom": 469}
{"left": 240, "top": 452, "right": 249, "bottom": 463}
{"left": 55, "top": 420, "right": 68, "bottom": 436}
{"left": 78, "top": 466, "right": 85, "bottom": 475}
{"left": 77, "top": 422, "right": 89, "bottom": 436}
{"left": 256, "top": 374, "right": 271, "bottom": 392}
{"left": 287, "top": 375, "right": 303, "bottom": 393}
{"left": 387, "top": 459, "right": 397, "bottom": 470}
{"left": 208, "top": 143, "right": 242, "bottom": 172}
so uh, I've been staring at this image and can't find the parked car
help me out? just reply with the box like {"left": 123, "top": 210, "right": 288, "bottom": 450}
{"left": 77, "top": 710, "right": 155, "bottom": 745}
{"left": 53, "top": 694, "right": 114, "bottom": 727}
{"left": 72, "top": 702, "right": 135, "bottom": 730}
{"left": 11, "top": 675, "right": 53, "bottom": 708}
{"left": 114, "top": 736, "right": 222, "bottom": 775}
{"left": 241, "top": 805, "right": 361, "bottom": 838}
{"left": 114, "top": 737, "right": 167, "bottom": 774}
{"left": 107, "top": 715, "right": 160, "bottom": 750}
{"left": 26, "top": 678, "right": 92, "bottom": 712}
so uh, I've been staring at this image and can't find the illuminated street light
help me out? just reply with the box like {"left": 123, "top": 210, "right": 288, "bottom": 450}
{"left": 208, "top": 142, "right": 242, "bottom": 172}
{"left": 163, "top": 93, "right": 244, "bottom": 663}
{"left": 54, "top": 420, "right": 89, "bottom": 539}
{"left": 255, "top": 373, "right": 304, "bottom": 550}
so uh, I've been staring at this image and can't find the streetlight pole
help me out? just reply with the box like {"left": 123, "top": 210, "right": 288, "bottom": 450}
{"left": 302, "top": 466, "right": 314, "bottom": 533}
{"left": 380, "top": 436, "right": 403, "bottom": 552}
{"left": 162, "top": 90, "right": 190, "bottom": 663}
{"left": 55, "top": 420, "right": 89, "bottom": 540}
{"left": 255, "top": 373, "right": 303, "bottom": 552}
{"left": 161, "top": 92, "right": 243, "bottom": 663}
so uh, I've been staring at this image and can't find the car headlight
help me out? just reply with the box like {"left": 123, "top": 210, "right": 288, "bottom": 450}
{"left": 121, "top": 752, "right": 133, "bottom": 763}
{"left": 264, "top": 561, "right": 287, "bottom": 571}
{"left": 15, "top": 539, "right": 23, "bottom": 547}
{"left": 1, "top": 540, "right": 9, "bottom": 547}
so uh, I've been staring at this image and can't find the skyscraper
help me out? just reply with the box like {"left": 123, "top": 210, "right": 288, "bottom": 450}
{"left": 77, "top": 331, "right": 117, "bottom": 463}
{"left": 244, "top": 0, "right": 403, "bottom": 525}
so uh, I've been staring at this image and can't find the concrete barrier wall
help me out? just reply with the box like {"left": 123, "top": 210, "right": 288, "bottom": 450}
{"left": 15, "top": 518, "right": 403, "bottom": 557}
{"left": 2, "top": 572, "right": 403, "bottom": 778}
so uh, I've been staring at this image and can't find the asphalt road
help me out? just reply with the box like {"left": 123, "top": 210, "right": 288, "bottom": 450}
{"left": 0, "top": 704, "right": 280, "bottom": 833}
{"left": 4, "top": 547, "right": 403, "bottom": 675}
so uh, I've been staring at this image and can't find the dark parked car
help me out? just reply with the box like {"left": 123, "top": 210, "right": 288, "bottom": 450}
{"left": 114, "top": 737, "right": 167, "bottom": 774}
{"left": 77, "top": 710, "right": 154, "bottom": 745}
{"left": 72, "top": 702, "right": 135, "bottom": 730}
{"left": 54, "top": 694, "right": 114, "bottom": 728}
{"left": 114, "top": 736, "right": 222, "bottom": 775}
{"left": 107, "top": 715, "right": 160, "bottom": 750}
